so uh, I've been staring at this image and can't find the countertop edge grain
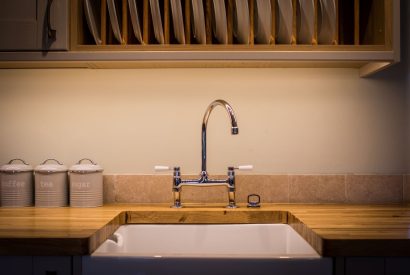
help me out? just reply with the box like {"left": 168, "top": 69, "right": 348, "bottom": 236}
{"left": 287, "top": 212, "right": 325, "bottom": 256}
{"left": 88, "top": 212, "right": 127, "bottom": 254}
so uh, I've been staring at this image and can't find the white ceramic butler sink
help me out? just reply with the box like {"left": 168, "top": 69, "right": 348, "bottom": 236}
{"left": 82, "top": 224, "right": 332, "bottom": 275}
{"left": 94, "top": 224, "right": 318, "bottom": 258}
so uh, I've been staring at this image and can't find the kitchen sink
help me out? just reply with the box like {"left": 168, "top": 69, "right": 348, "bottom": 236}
{"left": 82, "top": 224, "right": 332, "bottom": 275}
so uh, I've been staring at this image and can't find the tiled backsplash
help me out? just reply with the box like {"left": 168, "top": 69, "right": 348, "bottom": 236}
{"left": 104, "top": 174, "right": 410, "bottom": 204}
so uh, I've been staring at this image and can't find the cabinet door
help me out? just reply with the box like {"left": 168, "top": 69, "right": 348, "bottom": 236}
{"left": 37, "top": 0, "right": 69, "bottom": 50}
{"left": 33, "top": 256, "right": 72, "bottom": 275}
{"left": 0, "top": 0, "right": 38, "bottom": 50}
{"left": 385, "top": 257, "right": 410, "bottom": 275}
{"left": 0, "top": 256, "right": 33, "bottom": 275}
{"left": 345, "top": 257, "right": 385, "bottom": 275}
{"left": 0, "top": 0, "right": 68, "bottom": 51}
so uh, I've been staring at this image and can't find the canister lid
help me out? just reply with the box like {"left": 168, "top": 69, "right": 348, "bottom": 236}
{"left": 35, "top": 159, "right": 68, "bottom": 173}
{"left": 69, "top": 158, "right": 103, "bottom": 173}
{"left": 0, "top": 159, "right": 33, "bottom": 173}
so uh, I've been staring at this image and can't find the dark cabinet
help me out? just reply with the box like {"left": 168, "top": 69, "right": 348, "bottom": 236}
{"left": 335, "top": 257, "right": 410, "bottom": 275}
{"left": 0, "top": 256, "right": 75, "bottom": 275}
{"left": 0, "top": 0, "right": 69, "bottom": 51}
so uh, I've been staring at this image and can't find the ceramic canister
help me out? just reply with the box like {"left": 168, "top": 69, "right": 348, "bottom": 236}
{"left": 0, "top": 159, "right": 34, "bottom": 207}
{"left": 69, "top": 158, "right": 103, "bottom": 207}
{"left": 34, "top": 159, "right": 68, "bottom": 207}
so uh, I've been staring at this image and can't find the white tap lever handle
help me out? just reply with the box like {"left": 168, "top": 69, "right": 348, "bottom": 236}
{"left": 237, "top": 165, "right": 253, "bottom": 171}
{"left": 154, "top": 165, "right": 171, "bottom": 172}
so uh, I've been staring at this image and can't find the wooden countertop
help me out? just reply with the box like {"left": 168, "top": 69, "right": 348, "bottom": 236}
{"left": 0, "top": 204, "right": 410, "bottom": 257}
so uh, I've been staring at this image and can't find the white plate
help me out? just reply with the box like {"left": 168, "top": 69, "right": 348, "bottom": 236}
{"left": 234, "top": 0, "right": 250, "bottom": 44}
{"left": 254, "top": 0, "right": 272, "bottom": 44}
{"left": 170, "top": 0, "right": 185, "bottom": 44}
{"left": 128, "top": 0, "right": 143, "bottom": 43}
{"left": 318, "top": 0, "right": 336, "bottom": 44}
{"left": 297, "top": 0, "right": 314, "bottom": 44}
{"left": 84, "top": 0, "right": 102, "bottom": 45}
{"left": 276, "top": 0, "right": 293, "bottom": 44}
{"left": 107, "top": 0, "right": 122, "bottom": 43}
{"left": 191, "top": 0, "right": 206, "bottom": 44}
{"left": 212, "top": 0, "right": 228, "bottom": 44}
{"left": 149, "top": 0, "right": 165, "bottom": 44}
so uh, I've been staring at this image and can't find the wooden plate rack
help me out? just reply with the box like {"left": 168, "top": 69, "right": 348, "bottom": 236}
{"left": 71, "top": 0, "right": 391, "bottom": 50}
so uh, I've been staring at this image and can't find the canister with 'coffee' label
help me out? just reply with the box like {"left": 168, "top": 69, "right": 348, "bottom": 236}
{"left": 0, "top": 159, "right": 34, "bottom": 207}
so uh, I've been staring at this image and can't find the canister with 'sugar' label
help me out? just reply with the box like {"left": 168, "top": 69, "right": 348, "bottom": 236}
{"left": 69, "top": 158, "right": 103, "bottom": 207}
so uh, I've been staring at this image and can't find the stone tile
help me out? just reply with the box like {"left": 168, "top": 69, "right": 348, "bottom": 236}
{"left": 236, "top": 175, "right": 289, "bottom": 203}
{"left": 404, "top": 175, "right": 410, "bottom": 203}
{"left": 180, "top": 175, "right": 227, "bottom": 204}
{"left": 103, "top": 175, "right": 116, "bottom": 204}
{"left": 115, "top": 175, "right": 173, "bottom": 203}
{"left": 181, "top": 186, "right": 228, "bottom": 203}
{"left": 289, "top": 175, "right": 346, "bottom": 203}
{"left": 346, "top": 175, "right": 403, "bottom": 204}
{"left": 103, "top": 174, "right": 407, "bottom": 205}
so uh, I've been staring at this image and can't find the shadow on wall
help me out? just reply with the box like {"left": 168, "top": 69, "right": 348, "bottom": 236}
{"left": 370, "top": 1, "right": 410, "bottom": 173}
{"left": 369, "top": 0, "right": 408, "bottom": 81}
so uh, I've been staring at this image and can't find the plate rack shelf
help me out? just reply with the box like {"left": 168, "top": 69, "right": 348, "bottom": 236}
{"left": 72, "top": 0, "right": 392, "bottom": 49}
{"left": 0, "top": 0, "right": 399, "bottom": 76}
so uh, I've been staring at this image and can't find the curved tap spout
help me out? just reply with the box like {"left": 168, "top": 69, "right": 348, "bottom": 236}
{"left": 201, "top": 100, "right": 239, "bottom": 174}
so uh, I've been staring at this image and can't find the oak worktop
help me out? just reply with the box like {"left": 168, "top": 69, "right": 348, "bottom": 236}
{"left": 0, "top": 204, "right": 410, "bottom": 257}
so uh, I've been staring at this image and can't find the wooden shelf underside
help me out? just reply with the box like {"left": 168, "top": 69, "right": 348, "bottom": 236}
{"left": 0, "top": 48, "right": 397, "bottom": 77}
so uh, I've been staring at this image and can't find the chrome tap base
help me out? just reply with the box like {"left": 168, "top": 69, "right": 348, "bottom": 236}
{"left": 172, "top": 167, "right": 238, "bottom": 208}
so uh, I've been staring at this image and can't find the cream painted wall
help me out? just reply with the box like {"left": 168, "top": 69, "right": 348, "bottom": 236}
{"left": 0, "top": 67, "right": 407, "bottom": 174}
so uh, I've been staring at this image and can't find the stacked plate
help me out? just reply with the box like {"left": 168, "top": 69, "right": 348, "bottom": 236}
{"left": 255, "top": 0, "right": 273, "bottom": 44}
{"left": 150, "top": 0, "right": 165, "bottom": 44}
{"left": 107, "top": 0, "right": 123, "bottom": 43}
{"left": 191, "top": 0, "right": 206, "bottom": 44}
{"left": 128, "top": 0, "right": 143, "bottom": 44}
{"left": 84, "top": 0, "right": 102, "bottom": 45}
{"left": 318, "top": 0, "right": 336, "bottom": 44}
{"left": 297, "top": 0, "right": 315, "bottom": 44}
{"left": 234, "top": 0, "right": 250, "bottom": 44}
{"left": 69, "top": 159, "right": 103, "bottom": 207}
{"left": 276, "top": 0, "right": 293, "bottom": 44}
{"left": 212, "top": 0, "right": 228, "bottom": 44}
{"left": 34, "top": 159, "right": 68, "bottom": 208}
{"left": 171, "top": 0, "right": 185, "bottom": 44}
{"left": 0, "top": 159, "right": 33, "bottom": 207}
